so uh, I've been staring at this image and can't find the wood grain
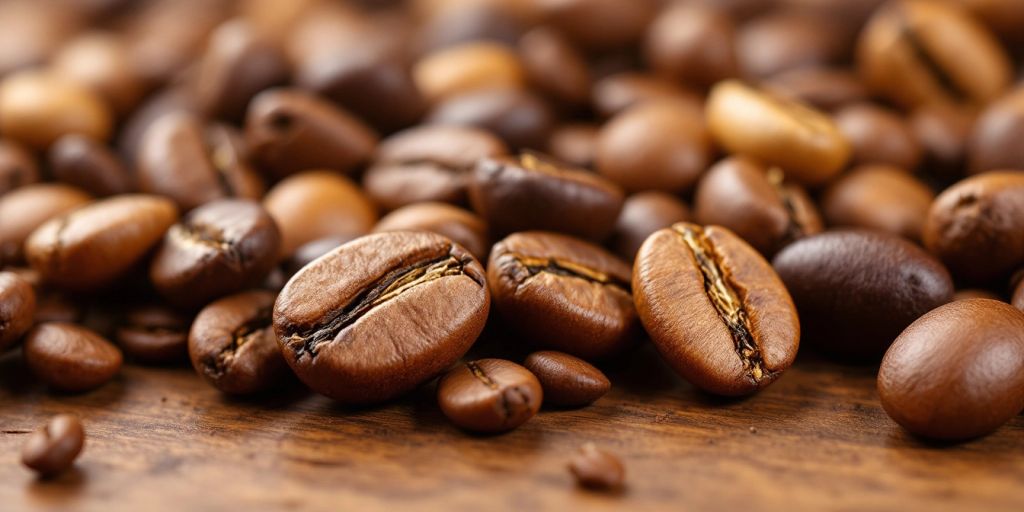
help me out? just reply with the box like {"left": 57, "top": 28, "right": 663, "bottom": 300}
{"left": 1, "top": 342, "right": 1022, "bottom": 512}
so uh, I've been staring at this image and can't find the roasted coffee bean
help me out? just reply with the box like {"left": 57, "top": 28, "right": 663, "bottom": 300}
{"left": 190, "top": 290, "right": 287, "bottom": 394}
{"left": 523, "top": 351, "right": 610, "bottom": 407}
{"left": 0, "top": 271, "right": 36, "bottom": 351}
{"left": 0, "top": 70, "right": 113, "bottom": 150}
{"left": 426, "top": 87, "right": 553, "bottom": 151}
{"left": 414, "top": 42, "right": 525, "bottom": 104}
{"left": 274, "top": 231, "right": 489, "bottom": 403}
{"left": 967, "top": 86, "right": 1024, "bottom": 174}
{"left": 518, "top": 27, "right": 590, "bottom": 107}
{"left": 953, "top": 288, "right": 1001, "bottom": 302}
{"left": 26, "top": 195, "right": 177, "bottom": 291}
{"left": 374, "top": 203, "right": 489, "bottom": 263}
{"left": 33, "top": 293, "right": 83, "bottom": 326}
{"left": 923, "top": 171, "right": 1024, "bottom": 284}
{"left": 547, "top": 124, "right": 599, "bottom": 170}
{"left": 436, "top": 358, "right": 542, "bottom": 433}
{"left": 610, "top": 191, "right": 691, "bottom": 263}
{"left": 116, "top": 86, "right": 200, "bottom": 166}
{"left": 413, "top": 2, "right": 526, "bottom": 54}
{"left": 596, "top": 99, "right": 712, "bottom": 194}
{"left": 245, "top": 88, "right": 378, "bottom": 179}
{"left": 263, "top": 171, "right": 377, "bottom": 259}
{"left": 694, "top": 157, "right": 823, "bottom": 257}
{"left": 858, "top": 0, "right": 1011, "bottom": 108}
{"left": 0, "top": 184, "right": 92, "bottom": 266}
{"left": 706, "top": 80, "right": 850, "bottom": 186}
{"left": 489, "top": 231, "right": 637, "bottom": 359}
{"left": 21, "top": 414, "right": 85, "bottom": 477}
{"left": 592, "top": 72, "right": 703, "bottom": 119}
{"left": 910, "top": 103, "right": 975, "bottom": 177}
{"left": 644, "top": 3, "right": 737, "bottom": 89}
{"left": 878, "top": 299, "right": 1024, "bottom": 440}
{"left": 822, "top": 165, "right": 935, "bottom": 242}
{"left": 122, "top": 0, "right": 224, "bottom": 86}
{"left": 114, "top": 305, "right": 190, "bottom": 364}
{"left": 761, "top": 67, "right": 868, "bottom": 112}
{"left": 364, "top": 125, "right": 507, "bottom": 211}
{"left": 773, "top": 230, "right": 953, "bottom": 360}
{"left": 634, "top": 223, "right": 799, "bottom": 395}
{"left": 150, "top": 199, "right": 281, "bottom": 309}
{"left": 536, "top": 0, "right": 656, "bottom": 51}
{"left": 737, "top": 11, "right": 850, "bottom": 80}
{"left": 49, "top": 134, "right": 132, "bottom": 197}
{"left": 51, "top": 32, "right": 143, "bottom": 116}
{"left": 834, "top": 103, "right": 922, "bottom": 170}
{"left": 0, "top": 140, "right": 39, "bottom": 195}
{"left": 469, "top": 153, "right": 624, "bottom": 241}
{"left": 24, "top": 322, "right": 122, "bottom": 392}
{"left": 568, "top": 443, "right": 625, "bottom": 491}
{"left": 284, "top": 237, "right": 352, "bottom": 277}
{"left": 1014, "top": 278, "right": 1024, "bottom": 310}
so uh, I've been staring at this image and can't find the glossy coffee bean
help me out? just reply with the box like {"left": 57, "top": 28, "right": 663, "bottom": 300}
{"left": 0, "top": 271, "right": 36, "bottom": 351}
{"left": 694, "top": 157, "right": 823, "bottom": 257}
{"left": 707, "top": 80, "right": 850, "bottom": 186}
{"left": 489, "top": 231, "right": 637, "bottom": 359}
{"left": 967, "top": 86, "right": 1024, "bottom": 174}
{"left": 0, "top": 140, "right": 39, "bottom": 195}
{"left": 645, "top": 3, "right": 737, "bottom": 89}
{"left": 523, "top": 351, "right": 610, "bottom": 407}
{"left": 0, "top": 184, "right": 92, "bottom": 266}
{"left": 591, "top": 73, "right": 703, "bottom": 119}
{"left": 834, "top": 103, "right": 922, "bottom": 170}
{"left": 414, "top": 42, "right": 525, "bottom": 104}
{"left": 245, "top": 88, "right": 378, "bottom": 179}
{"left": 518, "top": 27, "right": 590, "bottom": 107}
{"left": 822, "top": 165, "right": 935, "bottom": 242}
{"left": 21, "top": 414, "right": 85, "bottom": 477}
{"left": 596, "top": 99, "right": 712, "bottom": 194}
{"left": 364, "top": 125, "right": 507, "bottom": 211}
{"left": 49, "top": 134, "right": 132, "bottom": 197}
{"left": 858, "top": 0, "right": 1011, "bottom": 108}
{"left": 374, "top": 203, "right": 490, "bottom": 263}
{"left": 761, "top": 67, "right": 868, "bottom": 112}
{"left": 114, "top": 305, "right": 190, "bottom": 364}
{"left": 879, "top": 299, "right": 1024, "bottom": 440}
{"left": 470, "top": 153, "right": 625, "bottom": 241}
{"left": 426, "top": 87, "right": 553, "bottom": 151}
{"left": 923, "top": 172, "right": 1024, "bottom": 284}
{"left": 263, "top": 171, "right": 377, "bottom": 258}
{"left": 190, "top": 290, "right": 288, "bottom": 395}
{"left": 548, "top": 124, "right": 599, "bottom": 170}
{"left": 437, "top": 358, "right": 542, "bottom": 433}
{"left": 50, "top": 32, "right": 142, "bottom": 116}
{"left": 0, "top": 71, "right": 112, "bottom": 150}
{"left": 737, "top": 11, "right": 849, "bottom": 80}
{"left": 568, "top": 443, "right": 625, "bottom": 491}
{"left": 274, "top": 231, "right": 489, "bottom": 404}
{"left": 910, "top": 104, "right": 975, "bottom": 177}
{"left": 26, "top": 195, "right": 177, "bottom": 292}
{"left": 151, "top": 200, "right": 281, "bottom": 309}
{"left": 634, "top": 223, "right": 799, "bottom": 395}
{"left": 773, "top": 230, "right": 954, "bottom": 360}
{"left": 24, "top": 322, "right": 122, "bottom": 392}
{"left": 610, "top": 191, "right": 691, "bottom": 263}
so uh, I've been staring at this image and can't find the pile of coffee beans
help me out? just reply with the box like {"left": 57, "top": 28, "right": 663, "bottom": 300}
{"left": 3, "top": 0, "right": 1024, "bottom": 482}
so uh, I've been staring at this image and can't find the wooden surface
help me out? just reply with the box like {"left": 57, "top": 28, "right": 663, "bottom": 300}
{"left": 1, "top": 339, "right": 1022, "bottom": 512}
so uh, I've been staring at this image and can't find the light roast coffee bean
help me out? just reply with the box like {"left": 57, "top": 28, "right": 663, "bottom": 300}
{"left": 21, "top": 414, "right": 85, "bottom": 477}
{"left": 437, "top": 358, "right": 542, "bottom": 433}
{"left": 24, "top": 322, "right": 122, "bottom": 392}
{"left": 413, "top": 42, "right": 525, "bottom": 104}
{"left": 0, "top": 271, "right": 36, "bottom": 351}
{"left": 0, "top": 70, "right": 112, "bottom": 150}
{"left": 523, "top": 351, "right": 610, "bottom": 407}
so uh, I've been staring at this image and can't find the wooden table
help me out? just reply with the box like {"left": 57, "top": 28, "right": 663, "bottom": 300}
{"left": 1, "top": 339, "right": 1022, "bottom": 512}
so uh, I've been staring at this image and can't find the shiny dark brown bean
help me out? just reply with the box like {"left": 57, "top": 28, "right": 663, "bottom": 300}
{"left": 49, "top": 134, "right": 132, "bottom": 197}
{"left": 610, "top": 191, "right": 691, "bottom": 263}
{"left": 834, "top": 103, "right": 922, "bottom": 170}
{"left": 437, "top": 358, "right": 542, "bottom": 433}
{"left": 0, "top": 139, "right": 39, "bottom": 195}
{"left": 274, "top": 231, "right": 489, "bottom": 404}
{"left": 568, "top": 443, "right": 625, "bottom": 491}
{"left": 425, "top": 88, "right": 553, "bottom": 151}
{"left": 24, "top": 322, "right": 122, "bottom": 392}
{"left": 21, "top": 414, "right": 85, "bottom": 477}
{"left": 0, "top": 184, "right": 92, "bottom": 266}
{"left": 523, "top": 351, "right": 610, "bottom": 407}
{"left": 645, "top": 3, "right": 737, "bottom": 89}
{"left": 822, "top": 165, "right": 935, "bottom": 242}
{"left": 114, "top": 305, "right": 190, "bottom": 364}
{"left": 0, "top": 271, "right": 36, "bottom": 351}
{"left": 374, "top": 203, "right": 490, "bottom": 263}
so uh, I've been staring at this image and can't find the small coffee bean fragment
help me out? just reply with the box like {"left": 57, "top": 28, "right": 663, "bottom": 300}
{"left": 0, "top": 271, "right": 37, "bottom": 351}
{"left": 523, "top": 351, "right": 610, "bottom": 408}
{"left": 114, "top": 305, "right": 190, "bottom": 364}
{"left": 437, "top": 358, "right": 542, "bottom": 433}
{"left": 21, "top": 414, "right": 85, "bottom": 477}
{"left": 568, "top": 443, "right": 625, "bottom": 491}
{"left": 24, "top": 323, "right": 122, "bottom": 392}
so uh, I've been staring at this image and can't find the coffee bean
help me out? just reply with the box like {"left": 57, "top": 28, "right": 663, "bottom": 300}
{"left": 953, "top": 288, "right": 1002, "bottom": 302}
{"left": 49, "top": 134, "right": 133, "bottom": 197}
{"left": 967, "top": 86, "right": 1024, "bottom": 174}
{"left": 0, "top": 70, "right": 113, "bottom": 150}
{"left": 26, "top": 195, "right": 177, "bottom": 292}
{"left": 610, "top": 191, "right": 691, "bottom": 263}
{"left": 834, "top": 103, "right": 922, "bottom": 170}
{"left": 773, "top": 230, "right": 954, "bottom": 360}
{"left": 706, "top": 80, "right": 851, "bottom": 186}
{"left": 591, "top": 72, "right": 703, "bottom": 119}
{"left": 737, "top": 11, "right": 850, "bottom": 79}
{"left": 0, "top": 184, "right": 93, "bottom": 266}
{"left": 537, "top": 0, "right": 656, "bottom": 51}
{"left": 21, "top": 414, "right": 85, "bottom": 477}
{"left": 114, "top": 305, "right": 190, "bottom": 364}
{"left": 518, "top": 27, "right": 591, "bottom": 107}
{"left": 923, "top": 171, "right": 1024, "bottom": 284}
{"left": 116, "top": 86, "right": 199, "bottom": 166}
{"left": 0, "top": 139, "right": 39, "bottom": 195}
{"left": 121, "top": 0, "right": 223, "bottom": 86}
{"left": 426, "top": 87, "right": 553, "bottom": 151}
{"left": 24, "top": 322, "right": 122, "bottom": 392}
{"left": 245, "top": 88, "right": 378, "bottom": 179}
{"left": 547, "top": 123, "right": 598, "bottom": 170}
{"left": 489, "top": 231, "right": 637, "bottom": 359}
{"left": 567, "top": 443, "right": 625, "bottom": 491}
{"left": 150, "top": 199, "right": 281, "bottom": 308}
{"left": 50, "top": 32, "right": 143, "bottom": 116}
{"left": 470, "top": 153, "right": 624, "bottom": 241}
{"left": 414, "top": 3, "right": 525, "bottom": 54}
{"left": 694, "top": 157, "right": 823, "bottom": 257}
{"left": 437, "top": 358, "right": 542, "bottom": 432}
{"left": 762, "top": 67, "right": 868, "bottom": 112}
{"left": 1014, "top": 278, "right": 1024, "bottom": 310}
{"left": 364, "top": 125, "right": 507, "bottom": 211}
{"left": 190, "top": 290, "right": 287, "bottom": 394}
{"left": 910, "top": 103, "right": 975, "bottom": 178}
{"left": 644, "top": 3, "right": 737, "bottom": 89}
{"left": 34, "top": 293, "right": 83, "bottom": 326}
{"left": 274, "top": 231, "right": 489, "bottom": 403}
{"left": 0, "top": 271, "right": 36, "bottom": 351}
{"left": 374, "top": 203, "right": 490, "bottom": 263}
{"left": 523, "top": 351, "right": 610, "bottom": 407}
{"left": 878, "top": 299, "right": 1024, "bottom": 440}
{"left": 414, "top": 42, "right": 525, "bottom": 104}
{"left": 634, "top": 222, "right": 799, "bottom": 395}
{"left": 822, "top": 165, "right": 935, "bottom": 242}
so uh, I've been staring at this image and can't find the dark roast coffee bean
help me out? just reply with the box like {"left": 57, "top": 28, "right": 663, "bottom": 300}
{"left": 436, "top": 358, "right": 542, "bottom": 433}
{"left": 274, "top": 231, "right": 489, "bottom": 404}
{"left": 634, "top": 223, "right": 799, "bottom": 395}
{"left": 694, "top": 157, "right": 823, "bottom": 257}
{"left": 518, "top": 27, "right": 590, "bottom": 107}
{"left": 644, "top": 3, "right": 737, "bottom": 89}
{"left": 523, "top": 351, "right": 610, "bottom": 407}
{"left": 426, "top": 87, "right": 553, "bottom": 151}
{"left": 284, "top": 237, "right": 353, "bottom": 277}
{"left": 190, "top": 290, "right": 287, "bottom": 394}
{"left": 374, "top": 203, "right": 490, "bottom": 263}
{"left": 24, "top": 322, "right": 122, "bottom": 392}
{"left": 0, "top": 271, "right": 36, "bottom": 351}
{"left": 0, "top": 184, "right": 92, "bottom": 266}
{"left": 878, "top": 299, "right": 1024, "bottom": 440}
{"left": 364, "top": 125, "right": 507, "bottom": 211}
{"left": 923, "top": 171, "right": 1024, "bottom": 284}
{"left": 0, "top": 70, "right": 112, "bottom": 150}
{"left": 568, "top": 443, "right": 625, "bottom": 491}
{"left": 0, "top": 139, "right": 39, "bottom": 195}
{"left": 591, "top": 73, "right": 703, "bottom": 119}
{"left": 245, "top": 88, "right": 378, "bottom": 179}
{"left": 414, "top": 42, "right": 525, "bottom": 104}
{"left": 21, "top": 414, "right": 85, "bottom": 477}
{"left": 737, "top": 11, "right": 849, "bottom": 79}
{"left": 470, "top": 153, "right": 624, "bottom": 241}
{"left": 26, "top": 195, "right": 177, "bottom": 291}
{"left": 548, "top": 124, "right": 599, "bottom": 170}
{"left": 967, "top": 86, "right": 1024, "bottom": 174}
{"left": 49, "top": 134, "right": 132, "bottom": 197}
{"left": 114, "top": 305, "right": 190, "bottom": 364}
{"left": 822, "top": 165, "right": 935, "bottom": 242}
{"left": 761, "top": 67, "right": 868, "bottom": 112}
{"left": 489, "top": 231, "right": 637, "bottom": 359}
{"left": 50, "top": 32, "right": 142, "bottom": 116}
{"left": 773, "top": 230, "right": 954, "bottom": 360}
{"left": 150, "top": 199, "right": 281, "bottom": 308}
{"left": 610, "top": 191, "right": 691, "bottom": 262}
{"left": 834, "top": 103, "right": 922, "bottom": 170}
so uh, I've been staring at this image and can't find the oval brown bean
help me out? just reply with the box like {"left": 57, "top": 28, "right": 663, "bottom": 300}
{"left": 822, "top": 165, "right": 935, "bottom": 242}
{"left": 437, "top": 358, "right": 542, "bottom": 433}
{"left": 21, "top": 414, "right": 85, "bottom": 477}
{"left": 374, "top": 203, "right": 490, "bottom": 263}
{"left": 0, "top": 184, "right": 92, "bottom": 266}
{"left": 523, "top": 351, "right": 610, "bottom": 407}
{"left": 24, "top": 322, "right": 122, "bottom": 392}
{"left": 0, "top": 271, "right": 36, "bottom": 351}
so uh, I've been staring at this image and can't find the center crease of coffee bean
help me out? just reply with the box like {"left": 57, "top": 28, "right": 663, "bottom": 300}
{"left": 171, "top": 221, "right": 245, "bottom": 271}
{"left": 898, "top": 19, "right": 966, "bottom": 102}
{"left": 466, "top": 361, "right": 529, "bottom": 425}
{"left": 204, "top": 306, "right": 273, "bottom": 378}
{"left": 767, "top": 167, "right": 806, "bottom": 242}
{"left": 511, "top": 255, "right": 630, "bottom": 290}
